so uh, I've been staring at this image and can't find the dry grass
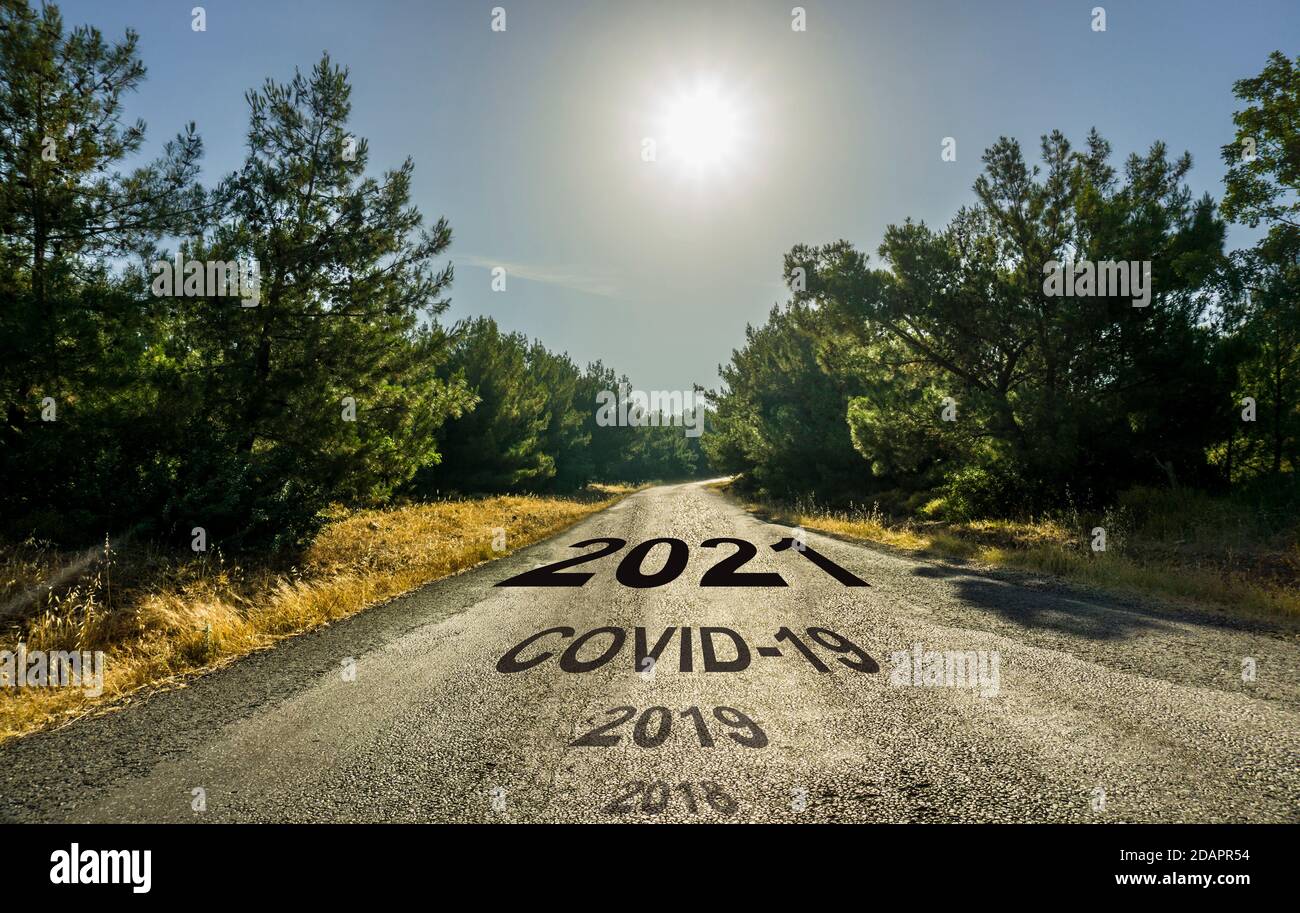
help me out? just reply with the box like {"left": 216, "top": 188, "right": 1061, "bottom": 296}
{"left": 0, "top": 486, "right": 631, "bottom": 742}
{"left": 731, "top": 487, "right": 1300, "bottom": 619}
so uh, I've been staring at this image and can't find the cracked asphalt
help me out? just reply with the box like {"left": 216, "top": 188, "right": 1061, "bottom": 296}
{"left": 1, "top": 481, "right": 1297, "bottom": 822}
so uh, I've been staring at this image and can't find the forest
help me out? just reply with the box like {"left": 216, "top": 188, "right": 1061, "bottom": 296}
{"left": 0, "top": 1, "right": 703, "bottom": 554}
{"left": 705, "top": 53, "right": 1298, "bottom": 534}
{"left": 1, "top": 0, "right": 1296, "bottom": 567}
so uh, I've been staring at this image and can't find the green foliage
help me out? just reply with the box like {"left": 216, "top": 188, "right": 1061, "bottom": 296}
{"left": 1220, "top": 51, "right": 1300, "bottom": 232}
{"left": 0, "top": 0, "right": 206, "bottom": 539}
{"left": 793, "top": 129, "right": 1229, "bottom": 506}
{"left": 529, "top": 343, "right": 592, "bottom": 491}
{"left": 710, "top": 100, "right": 1294, "bottom": 517}
{"left": 0, "top": 1, "right": 702, "bottom": 553}
{"left": 704, "top": 304, "right": 864, "bottom": 498}
{"left": 415, "top": 317, "right": 550, "bottom": 494}
{"left": 940, "top": 464, "right": 1026, "bottom": 522}
{"left": 19, "top": 0, "right": 1290, "bottom": 555}
{"left": 161, "top": 55, "right": 476, "bottom": 548}
{"left": 1218, "top": 51, "right": 1300, "bottom": 482}
{"left": 617, "top": 415, "right": 702, "bottom": 482}
{"left": 575, "top": 364, "right": 705, "bottom": 484}
{"left": 577, "top": 361, "right": 626, "bottom": 482}
{"left": 413, "top": 319, "right": 708, "bottom": 493}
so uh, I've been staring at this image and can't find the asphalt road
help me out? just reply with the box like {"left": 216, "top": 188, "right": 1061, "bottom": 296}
{"left": 2, "top": 481, "right": 1297, "bottom": 823}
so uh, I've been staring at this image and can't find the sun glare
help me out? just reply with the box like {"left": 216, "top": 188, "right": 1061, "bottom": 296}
{"left": 659, "top": 81, "right": 743, "bottom": 176}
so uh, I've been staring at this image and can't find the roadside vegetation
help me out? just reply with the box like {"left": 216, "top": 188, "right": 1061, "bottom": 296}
{"left": 0, "top": 1, "right": 698, "bottom": 740}
{"left": 2, "top": 1, "right": 1297, "bottom": 741}
{"left": 0, "top": 486, "right": 632, "bottom": 742}
{"left": 706, "top": 52, "right": 1299, "bottom": 618}
{"left": 0, "top": 2, "right": 703, "bottom": 556}
{"left": 727, "top": 481, "right": 1299, "bottom": 618}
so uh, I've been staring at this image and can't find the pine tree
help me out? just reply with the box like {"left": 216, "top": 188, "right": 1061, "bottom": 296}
{"left": 168, "top": 55, "right": 472, "bottom": 547}
{"left": 0, "top": 0, "right": 205, "bottom": 539}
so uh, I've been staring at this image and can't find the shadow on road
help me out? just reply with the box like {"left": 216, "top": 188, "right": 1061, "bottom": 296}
{"left": 907, "top": 563, "right": 1176, "bottom": 641}
{"left": 906, "top": 557, "right": 1300, "bottom": 644}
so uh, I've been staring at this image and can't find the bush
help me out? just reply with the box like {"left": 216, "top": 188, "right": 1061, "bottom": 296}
{"left": 941, "top": 464, "right": 1025, "bottom": 521}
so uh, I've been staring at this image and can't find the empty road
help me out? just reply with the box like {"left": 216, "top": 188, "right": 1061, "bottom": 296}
{"left": 2, "top": 481, "right": 1297, "bottom": 822}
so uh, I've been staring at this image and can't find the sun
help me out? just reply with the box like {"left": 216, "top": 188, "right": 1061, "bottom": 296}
{"left": 659, "top": 81, "right": 742, "bottom": 176}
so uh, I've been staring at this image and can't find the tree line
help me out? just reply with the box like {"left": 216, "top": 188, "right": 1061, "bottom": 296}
{"left": 0, "top": 1, "right": 701, "bottom": 551}
{"left": 705, "top": 52, "right": 1299, "bottom": 521}
{"left": 5, "top": 1, "right": 1292, "bottom": 553}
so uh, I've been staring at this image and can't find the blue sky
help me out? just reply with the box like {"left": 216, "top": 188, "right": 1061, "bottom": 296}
{"left": 55, "top": 0, "right": 1300, "bottom": 390}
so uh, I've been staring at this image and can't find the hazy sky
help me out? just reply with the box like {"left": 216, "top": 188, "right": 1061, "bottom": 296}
{"left": 56, "top": 0, "right": 1300, "bottom": 391}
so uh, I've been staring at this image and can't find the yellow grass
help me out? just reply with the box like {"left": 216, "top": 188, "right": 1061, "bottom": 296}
{"left": 0, "top": 487, "right": 631, "bottom": 742}
{"left": 734, "top": 492, "right": 1300, "bottom": 619}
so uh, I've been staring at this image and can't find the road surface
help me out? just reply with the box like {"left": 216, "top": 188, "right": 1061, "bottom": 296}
{"left": 2, "top": 481, "right": 1297, "bottom": 822}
